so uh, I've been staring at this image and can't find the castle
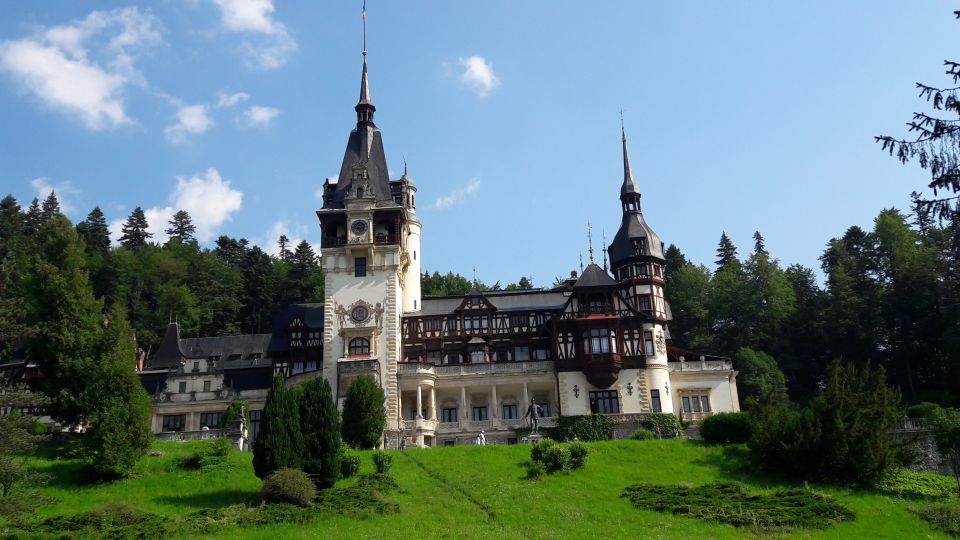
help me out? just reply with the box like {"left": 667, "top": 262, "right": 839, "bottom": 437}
{"left": 135, "top": 48, "right": 740, "bottom": 447}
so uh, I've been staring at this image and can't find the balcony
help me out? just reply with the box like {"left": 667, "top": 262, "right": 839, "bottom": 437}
{"left": 402, "top": 418, "right": 437, "bottom": 431}
{"left": 668, "top": 360, "right": 733, "bottom": 372}
{"left": 398, "top": 361, "right": 554, "bottom": 378}
{"left": 402, "top": 416, "right": 557, "bottom": 435}
{"left": 373, "top": 234, "right": 398, "bottom": 245}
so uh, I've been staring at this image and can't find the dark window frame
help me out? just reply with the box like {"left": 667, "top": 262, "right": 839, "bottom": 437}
{"left": 348, "top": 337, "right": 371, "bottom": 356}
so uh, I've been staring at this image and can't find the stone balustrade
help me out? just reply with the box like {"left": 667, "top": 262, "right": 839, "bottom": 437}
{"left": 667, "top": 360, "right": 733, "bottom": 372}
{"left": 398, "top": 361, "right": 554, "bottom": 378}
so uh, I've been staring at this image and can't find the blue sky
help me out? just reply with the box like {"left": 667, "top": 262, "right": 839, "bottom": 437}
{"left": 0, "top": 2, "right": 952, "bottom": 286}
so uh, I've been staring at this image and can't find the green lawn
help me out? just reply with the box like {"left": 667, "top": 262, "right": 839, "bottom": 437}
{"left": 2, "top": 439, "right": 953, "bottom": 539}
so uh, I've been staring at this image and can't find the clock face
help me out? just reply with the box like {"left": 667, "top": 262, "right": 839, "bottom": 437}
{"left": 351, "top": 305, "right": 369, "bottom": 323}
{"left": 351, "top": 220, "right": 367, "bottom": 235}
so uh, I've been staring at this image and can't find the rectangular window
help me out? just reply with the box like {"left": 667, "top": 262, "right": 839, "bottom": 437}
{"left": 502, "top": 404, "right": 518, "bottom": 420}
{"left": 355, "top": 257, "right": 367, "bottom": 277}
{"left": 644, "top": 331, "right": 655, "bottom": 356}
{"left": 692, "top": 396, "right": 702, "bottom": 413}
{"left": 445, "top": 353, "right": 460, "bottom": 365}
{"left": 199, "top": 412, "right": 223, "bottom": 429}
{"left": 532, "top": 348, "right": 550, "bottom": 360}
{"left": 638, "top": 296, "right": 652, "bottom": 311}
{"left": 471, "top": 406, "right": 488, "bottom": 421}
{"left": 583, "top": 328, "right": 612, "bottom": 354}
{"left": 292, "top": 361, "right": 303, "bottom": 375}
{"left": 178, "top": 381, "right": 187, "bottom": 393}
{"left": 469, "top": 349, "right": 486, "bottom": 363}
{"left": 305, "top": 360, "right": 317, "bottom": 372}
{"left": 512, "top": 346, "right": 530, "bottom": 361}
{"left": 540, "top": 402, "right": 551, "bottom": 417}
{"left": 701, "top": 396, "right": 711, "bottom": 412}
{"left": 162, "top": 414, "right": 186, "bottom": 432}
{"left": 682, "top": 396, "right": 691, "bottom": 413}
{"left": 192, "top": 361, "right": 200, "bottom": 372}
{"left": 495, "top": 350, "right": 509, "bottom": 363}
{"left": 589, "top": 391, "right": 620, "bottom": 414}
{"left": 250, "top": 410, "right": 262, "bottom": 441}
{"left": 425, "top": 318, "right": 442, "bottom": 331}
{"left": 464, "top": 316, "right": 489, "bottom": 331}
{"left": 651, "top": 389, "right": 662, "bottom": 413}
{"left": 425, "top": 350, "right": 442, "bottom": 363}
{"left": 203, "top": 380, "right": 211, "bottom": 392}
{"left": 510, "top": 314, "right": 527, "bottom": 327}
{"left": 441, "top": 408, "right": 458, "bottom": 423}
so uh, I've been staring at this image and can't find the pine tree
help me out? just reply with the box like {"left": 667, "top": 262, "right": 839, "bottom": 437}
{"left": 119, "top": 207, "right": 152, "bottom": 249}
{"left": 23, "top": 198, "right": 41, "bottom": 235}
{"left": 341, "top": 374, "right": 386, "bottom": 450}
{"left": 299, "top": 377, "right": 342, "bottom": 488}
{"left": 753, "top": 231, "right": 768, "bottom": 257}
{"left": 715, "top": 232, "right": 738, "bottom": 272}
{"left": 253, "top": 375, "right": 304, "bottom": 479}
{"left": 40, "top": 191, "right": 60, "bottom": 222}
{"left": 278, "top": 235, "right": 291, "bottom": 261}
{"left": 165, "top": 210, "right": 197, "bottom": 243}
{"left": 76, "top": 207, "right": 111, "bottom": 255}
{"left": 0, "top": 195, "right": 23, "bottom": 257}
{"left": 289, "top": 241, "right": 322, "bottom": 302}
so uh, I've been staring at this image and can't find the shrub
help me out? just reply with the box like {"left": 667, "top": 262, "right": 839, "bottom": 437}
{"left": 931, "top": 408, "right": 960, "bottom": 495}
{"left": 541, "top": 445, "right": 570, "bottom": 473}
{"left": 700, "top": 412, "right": 752, "bottom": 445}
{"left": 734, "top": 347, "right": 789, "bottom": 408}
{"left": 299, "top": 377, "right": 342, "bottom": 489}
{"left": 530, "top": 438, "right": 556, "bottom": 464}
{"left": 644, "top": 413, "right": 682, "bottom": 437}
{"left": 910, "top": 502, "right": 960, "bottom": 537}
{"left": 907, "top": 402, "right": 942, "bottom": 419}
{"left": 341, "top": 375, "right": 387, "bottom": 449}
{"left": 569, "top": 443, "right": 588, "bottom": 469}
{"left": 220, "top": 400, "right": 250, "bottom": 429}
{"left": 372, "top": 451, "right": 392, "bottom": 474}
{"left": 622, "top": 481, "right": 854, "bottom": 529}
{"left": 876, "top": 471, "right": 957, "bottom": 498}
{"left": 629, "top": 428, "right": 655, "bottom": 440}
{"left": 341, "top": 454, "right": 361, "bottom": 479}
{"left": 553, "top": 415, "right": 615, "bottom": 441}
{"left": 84, "top": 390, "right": 154, "bottom": 479}
{"left": 180, "top": 437, "right": 234, "bottom": 470}
{"left": 525, "top": 460, "right": 545, "bottom": 479}
{"left": 261, "top": 468, "right": 316, "bottom": 507}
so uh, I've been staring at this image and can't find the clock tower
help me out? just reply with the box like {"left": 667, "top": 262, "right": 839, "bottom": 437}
{"left": 317, "top": 49, "right": 420, "bottom": 444}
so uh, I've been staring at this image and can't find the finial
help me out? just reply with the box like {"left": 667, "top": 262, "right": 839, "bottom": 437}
{"left": 362, "top": 0, "right": 367, "bottom": 57}
{"left": 602, "top": 230, "right": 608, "bottom": 271}
{"left": 472, "top": 266, "right": 477, "bottom": 287}
{"left": 403, "top": 158, "right": 408, "bottom": 177}
{"left": 620, "top": 108, "right": 625, "bottom": 139}
{"left": 579, "top": 251, "right": 584, "bottom": 272}
{"left": 587, "top": 221, "right": 595, "bottom": 263}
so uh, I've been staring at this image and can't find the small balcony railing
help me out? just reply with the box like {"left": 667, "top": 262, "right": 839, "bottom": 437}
{"left": 374, "top": 234, "right": 397, "bottom": 245}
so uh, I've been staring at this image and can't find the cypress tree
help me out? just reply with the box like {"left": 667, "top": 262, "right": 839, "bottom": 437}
{"left": 715, "top": 232, "right": 739, "bottom": 272}
{"left": 341, "top": 374, "right": 387, "bottom": 450}
{"left": 299, "top": 377, "right": 342, "bottom": 488}
{"left": 253, "top": 375, "right": 304, "bottom": 479}
{"left": 119, "top": 207, "right": 152, "bottom": 249}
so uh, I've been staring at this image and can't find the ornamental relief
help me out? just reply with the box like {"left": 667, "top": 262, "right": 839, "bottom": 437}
{"left": 334, "top": 298, "right": 387, "bottom": 336}
{"left": 655, "top": 330, "right": 667, "bottom": 355}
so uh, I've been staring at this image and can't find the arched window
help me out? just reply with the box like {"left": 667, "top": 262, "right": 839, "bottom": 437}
{"left": 348, "top": 337, "right": 370, "bottom": 356}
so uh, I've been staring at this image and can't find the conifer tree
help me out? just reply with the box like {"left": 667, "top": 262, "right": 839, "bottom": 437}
{"left": 0, "top": 195, "right": 23, "bottom": 257}
{"left": 715, "top": 232, "right": 738, "bottom": 272}
{"left": 289, "top": 241, "right": 322, "bottom": 302}
{"left": 341, "top": 374, "right": 386, "bottom": 450}
{"left": 253, "top": 375, "right": 304, "bottom": 479}
{"left": 119, "top": 207, "right": 152, "bottom": 249}
{"left": 165, "top": 210, "right": 197, "bottom": 243}
{"left": 40, "top": 191, "right": 60, "bottom": 222}
{"left": 299, "top": 377, "right": 342, "bottom": 488}
{"left": 76, "top": 207, "right": 111, "bottom": 255}
{"left": 753, "top": 231, "right": 768, "bottom": 257}
{"left": 23, "top": 198, "right": 41, "bottom": 235}
{"left": 278, "top": 235, "right": 291, "bottom": 261}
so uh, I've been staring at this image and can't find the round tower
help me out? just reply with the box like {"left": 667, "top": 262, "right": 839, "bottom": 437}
{"left": 401, "top": 171, "right": 421, "bottom": 313}
{"left": 607, "top": 125, "right": 674, "bottom": 414}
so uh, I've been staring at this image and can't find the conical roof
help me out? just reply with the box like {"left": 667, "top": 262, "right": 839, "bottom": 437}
{"left": 573, "top": 263, "right": 617, "bottom": 288}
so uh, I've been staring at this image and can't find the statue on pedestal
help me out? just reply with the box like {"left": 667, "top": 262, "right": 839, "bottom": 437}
{"left": 524, "top": 399, "right": 545, "bottom": 434}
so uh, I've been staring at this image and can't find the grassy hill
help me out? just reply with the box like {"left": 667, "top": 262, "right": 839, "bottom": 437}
{"left": 2, "top": 439, "right": 953, "bottom": 539}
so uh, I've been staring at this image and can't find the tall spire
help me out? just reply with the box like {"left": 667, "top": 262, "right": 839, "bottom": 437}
{"left": 619, "top": 113, "right": 641, "bottom": 213}
{"left": 587, "top": 221, "right": 595, "bottom": 263}
{"left": 355, "top": 2, "right": 375, "bottom": 125}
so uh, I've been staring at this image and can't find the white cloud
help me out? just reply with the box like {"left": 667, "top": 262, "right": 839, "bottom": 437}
{"left": 242, "top": 105, "right": 279, "bottom": 127}
{"left": 110, "top": 167, "right": 243, "bottom": 245}
{"left": 212, "top": 0, "right": 297, "bottom": 70}
{"left": 456, "top": 56, "right": 500, "bottom": 97}
{"left": 164, "top": 104, "right": 213, "bottom": 144}
{"left": 0, "top": 7, "right": 160, "bottom": 129}
{"left": 30, "top": 176, "right": 81, "bottom": 215}
{"left": 216, "top": 91, "right": 249, "bottom": 108}
{"left": 258, "top": 219, "right": 317, "bottom": 256}
{"left": 435, "top": 178, "right": 481, "bottom": 209}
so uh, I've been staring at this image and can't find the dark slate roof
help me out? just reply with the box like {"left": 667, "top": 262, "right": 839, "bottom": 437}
{"left": 608, "top": 211, "right": 665, "bottom": 264}
{"left": 150, "top": 322, "right": 272, "bottom": 369}
{"left": 573, "top": 263, "right": 617, "bottom": 288}
{"left": 416, "top": 290, "right": 568, "bottom": 316}
{"left": 267, "top": 303, "right": 325, "bottom": 352}
{"left": 322, "top": 126, "right": 396, "bottom": 209}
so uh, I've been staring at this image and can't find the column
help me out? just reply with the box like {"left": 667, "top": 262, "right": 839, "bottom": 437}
{"left": 429, "top": 386, "right": 437, "bottom": 421}
{"left": 416, "top": 384, "right": 423, "bottom": 419}
{"left": 460, "top": 386, "right": 468, "bottom": 423}
{"left": 491, "top": 384, "right": 498, "bottom": 420}
{"left": 397, "top": 390, "right": 403, "bottom": 421}
{"left": 522, "top": 382, "right": 529, "bottom": 409}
